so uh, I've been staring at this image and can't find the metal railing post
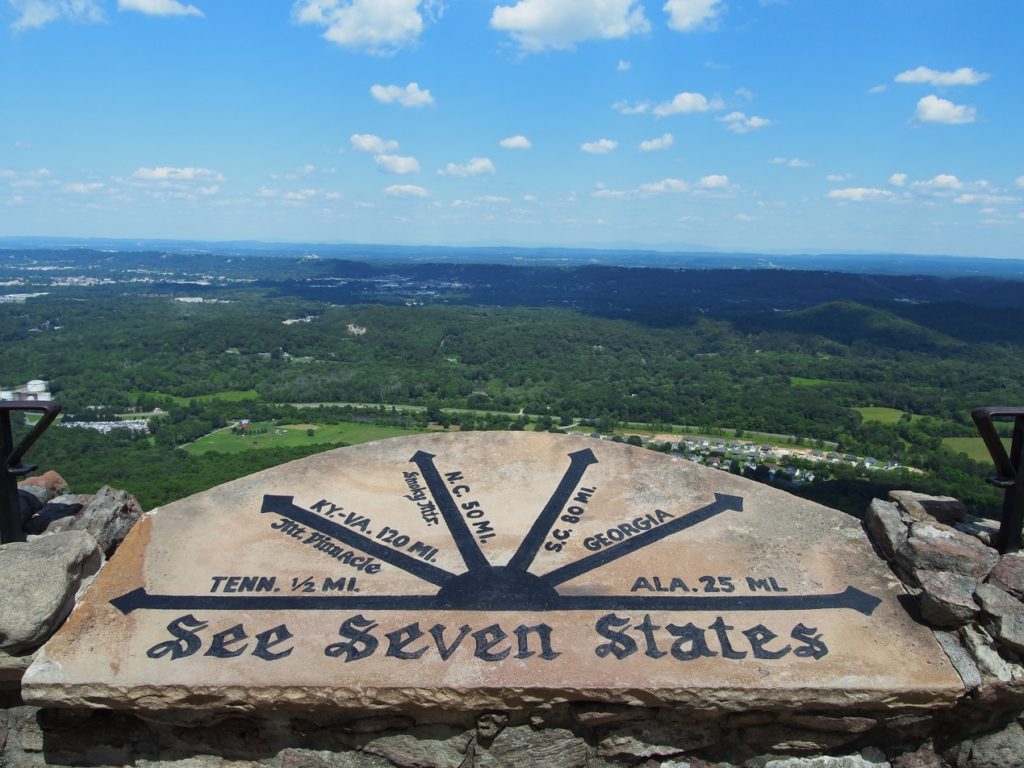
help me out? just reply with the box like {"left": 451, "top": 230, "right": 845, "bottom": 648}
{"left": 972, "top": 406, "right": 1024, "bottom": 555}
{"left": 0, "top": 400, "right": 62, "bottom": 544}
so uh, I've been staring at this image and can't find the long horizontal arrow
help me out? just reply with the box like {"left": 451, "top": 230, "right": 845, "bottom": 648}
{"left": 541, "top": 493, "right": 744, "bottom": 587}
{"left": 261, "top": 495, "right": 456, "bottom": 587}
{"left": 109, "top": 585, "right": 879, "bottom": 616}
{"left": 507, "top": 448, "right": 598, "bottom": 573}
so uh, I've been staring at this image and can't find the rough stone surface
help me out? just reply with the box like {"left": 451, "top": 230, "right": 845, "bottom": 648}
{"left": 23, "top": 500, "right": 86, "bottom": 536}
{"left": 281, "top": 748, "right": 392, "bottom": 768}
{"left": 66, "top": 484, "right": 142, "bottom": 556}
{"left": 764, "top": 749, "right": 890, "bottom": 767}
{"left": 865, "top": 499, "right": 909, "bottom": 562}
{"left": 24, "top": 433, "right": 963, "bottom": 715}
{"left": 569, "top": 703, "right": 651, "bottom": 726}
{"left": 914, "top": 570, "right": 979, "bottom": 627}
{"left": 897, "top": 522, "right": 999, "bottom": 580}
{"left": 959, "top": 625, "right": 1020, "bottom": 683}
{"left": 0, "top": 530, "right": 101, "bottom": 653}
{"left": 358, "top": 726, "right": 471, "bottom": 768}
{"left": 933, "top": 631, "right": 982, "bottom": 691}
{"left": 0, "top": 649, "right": 34, "bottom": 687}
{"left": 472, "top": 725, "right": 587, "bottom": 768}
{"left": 959, "top": 721, "right": 1024, "bottom": 768}
{"left": 21, "top": 471, "right": 70, "bottom": 502}
{"left": 890, "top": 492, "right": 968, "bottom": 525}
{"left": 955, "top": 517, "right": 1001, "bottom": 548}
{"left": 785, "top": 714, "right": 877, "bottom": 734}
{"left": 597, "top": 721, "right": 719, "bottom": 759}
{"left": 988, "top": 554, "right": 1024, "bottom": 600}
{"left": 890, "top": 745, "right": 949, "bottom": 768}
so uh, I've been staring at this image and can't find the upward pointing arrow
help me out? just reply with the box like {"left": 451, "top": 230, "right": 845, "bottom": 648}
{"left": 507, "top": 448, "right": 599, "bottom": 572}
{"left": 410, "top": 451, "right": 489, "bottom": 572}
{"left": 541, "top": 492, "right": 744, "bottom": 587}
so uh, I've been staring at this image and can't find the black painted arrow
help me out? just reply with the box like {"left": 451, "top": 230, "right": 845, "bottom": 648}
{"left": 541, "top": 493, "right": 744, "bottom": 587}
{"left": 109, "top": 584, "right": 879, "bottom": 616}
{"left": 261, "top": 495, "right": 456, "bottom": 587}
{"left": 506, "top": 448, "right": 599, "bottom": 572}
{"left": 409, "top": 451, "right": 490, "bottom": 572}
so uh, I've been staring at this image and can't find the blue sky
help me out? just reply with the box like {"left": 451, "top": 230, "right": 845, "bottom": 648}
{"left": 1, "top": 0, "right": 1021, "bottom": 258}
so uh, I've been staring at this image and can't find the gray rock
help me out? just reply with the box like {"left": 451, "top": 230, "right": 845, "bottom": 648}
{"left": 915, "top": 570, "right": 979, "bottom": 627}
{"left": 19, "top": 471, "right": 69, "bottom": 502}
{"left": 933, "top": 630, "right": 982, "bottom": 691}
{"left": 360, "top": 726, "right": 471, "bottom": 768}
{"left": 890, "top": 744, "right": 949, "bottom": 767}
{"left": 23, "top": 501, "right": 84, "bottom": 536}
{"left": 889, "top": 491, "right": 968, "bottom": 525}
{"left": 864, "top": 498, "right": 909, "bottom": 562}
{"left": 569, "top": 702, "right": 651, "bottom": 726}
{"left": 0, "top": 648, "right": 35, "bottom": 687}
{"left": 962, "top": 720, "right": 1024, "bottom": 768}
{"left": 785, "top": 714, "right": 877, "bottom": 734}
{"left": 897, "top": 522, "right": 999, "bottom": 580}
{"left": 764, "top": 750, "right": 890, "bottom": 767}
{"left": 959, "top": 624, "right": 1018, "bottom": 683}
{"left": 281, "top": 749, "right": 392, "bottom": 768}
{"left": 988, "top": 553, "right": 1024, "bottom": 600}
{"left": 473, "top": 725, "right": 587, "bottom": 768}
{"left": 18, "top": 488, "right": 43, "bottom": 526}
{"left": 956, "top": 516, "right": 1001, "bottom": 548}
{"left": 597, "top": 720, "right": 719, "bottom": 759}
{"left": 66, "top": 485, "right": 143, "bottom": 556}
{"left": 0, "top": 531, "right": 102, "bottom": 653}
{"left": 975, "top": 583, "right": 1023, "bottom": 617}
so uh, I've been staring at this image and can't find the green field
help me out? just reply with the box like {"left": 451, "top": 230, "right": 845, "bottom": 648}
{"left": 789, "top": 377, "right": 834, "bottom": 387}
{"left": 943, "top": 436, "right": 1011, "bottom": 464}
{"left": 184, "top": 421, "right": 422, "bottom": 455}
{"left": 855, "top": 407, "right": 910, "bottom": 424}
{"left": 131, "top": 389, "right": 260, "bottom": 405}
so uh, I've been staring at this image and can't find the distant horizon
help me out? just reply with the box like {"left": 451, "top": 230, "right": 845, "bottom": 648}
{"left": 2, "top": 1, "right": 1022, "bottom": 258}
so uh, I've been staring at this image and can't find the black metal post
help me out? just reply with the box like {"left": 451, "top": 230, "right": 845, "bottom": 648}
{"left": 0, "top": 400, "right": 62, "bottom": 544}
{"left": 972, "top": 406, "right": 1024, "bottom": 555}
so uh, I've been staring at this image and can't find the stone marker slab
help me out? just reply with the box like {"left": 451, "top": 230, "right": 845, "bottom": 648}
{"left": 24, "top": 433, "right": 962, "bottom": 713}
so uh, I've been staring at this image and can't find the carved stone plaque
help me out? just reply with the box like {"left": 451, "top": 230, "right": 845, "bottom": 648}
{"left": 24, "top": 432, "right": 963, "bottom": 712}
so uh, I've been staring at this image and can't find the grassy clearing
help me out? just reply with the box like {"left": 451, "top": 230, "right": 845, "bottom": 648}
{"left": 943, "top": 436, "right": 1011, "bottom": 463}
{"left": 855, "top": 407, "right": 909, "bottom": 424}
{"left": 789, "top": 377, "right": 833, "bottom": 387}
{"left": 131, "top": 389, "right": 260, "bottom": 405}
{"left": 184, "top": 421, "right": 421, "bottom": 455}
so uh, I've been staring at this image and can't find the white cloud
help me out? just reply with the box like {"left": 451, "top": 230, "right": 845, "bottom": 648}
{"left": 132, "top": 166, "right": 223, "bottom": 181}
{"left": 889, "top": 173, "right": 908, "bottom": 187}
{"left": 370, "top": 82, "right": 435, "bottom": 108}
{"left": 911, "top": 174, "right": 964, "bottom": 192}
{"left": 639, "top": 133, "right": 673, "bottom": 151}
{"left": 479, "top": 195, "right": 510, "bottom": 204}
{"left": 895, "top": 66, "right": 990, "bottom": 87}
{"left": 699, "top": 174, "right": 729, "bottom": 188}
{"left": 771, "top": 157, "right": 809, "bottom": 168}
{"left": 523, "top": 194, "right": 538, "bottom": 203}
{"left": 499, "top": 135, "right": 532, "bottom": 149}
{"left": 293, "top": 0, "right": 438, "bottom": 55}
{"left": 613, "top": 99, "right": 651, "bottom": 115}
{"left": 954, "top": 193, "right": 1019, "bottom": 206}
{"left": 283, "top": 188, "right": 320, "bottom": 202}
{"left": 734, "top": 213, "right": 755, "bottom": 222}
{"left": 490, "top": 0, "right": 649, "bottom": 53}
{"left": 257, "top": 186, "right": 280, "bottom": 197}
{"left": 581, "top": 139, "right": 618, "bottom": 154}
{"left": 827, "top": 187, "right": 895, "bottom": 202}
{"left": 718, "top": 111, "right": 772, "bottom": 133}
{"left": 638, "top": 178, "right": 687, "bottom": 194}
{"left": 351, "top": 133, "right": 399, "bottom": 153}
{"left": 653, "top": 91, "right": 718, "bottom": 116}
{"left": 827, "top": 173, "right": 853, "bottom": 182}
{"left": 118, "top": 0, "right": 203, "bottom": 17}
{"left": 663, "top": 0, "right": 721, "bottom": 31}
{"left": 617, "top": 59, "right": 631, "bottom": 71}
{"left": 62, "top": 181, "right": 104, "bottom": 193}
{"left": 868, "top": 84, "right": 887, "bottom": 94}
{"left": 374, "top": 154, "right": 420, "bottom": 175}
{"left": 9, "top": 0, "right": 103, "bottom": 30}
{"left": 1015, "top": 176, "right": 1024, "bottom": 189}
{"left": 915, "top": 95, "right": 976, "bottom": 125}
{"left": 438, "top": 157, "right": 495, "bottom": 176}
{"left": 385, "top": 184, "right": 428, "bottom": 198}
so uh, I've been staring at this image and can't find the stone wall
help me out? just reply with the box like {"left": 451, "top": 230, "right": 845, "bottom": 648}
{"left": 3, "top": 476, "right": 1024, "bottom": 768}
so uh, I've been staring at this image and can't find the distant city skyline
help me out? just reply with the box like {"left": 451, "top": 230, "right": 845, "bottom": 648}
{"left": 1, "top": 1, "right": 1021, "bottom": 258}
